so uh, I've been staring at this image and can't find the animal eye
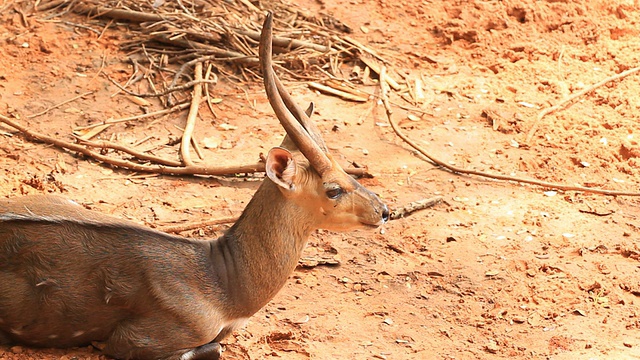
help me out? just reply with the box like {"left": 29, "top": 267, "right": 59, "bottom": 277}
{"left": 325, "top": 187, "right": 343, "bottom": 200}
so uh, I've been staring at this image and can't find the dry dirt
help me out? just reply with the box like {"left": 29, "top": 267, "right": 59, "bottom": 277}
{"left": 2, "top": 0, "right": 640, "bottom": 359}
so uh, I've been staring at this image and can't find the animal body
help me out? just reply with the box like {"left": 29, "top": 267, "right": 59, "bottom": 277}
{"left": 0, "top": 13, "right": 388, "bottom": 360}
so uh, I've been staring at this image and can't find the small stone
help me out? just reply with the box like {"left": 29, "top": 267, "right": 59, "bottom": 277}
{"left": 485, "top": 340, "right": 499, "bottom": 353}
{"left": 10, "top": 346, "right": 23, "bottom": 354}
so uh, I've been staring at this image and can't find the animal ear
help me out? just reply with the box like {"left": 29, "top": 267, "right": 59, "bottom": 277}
{"left": 266, "top": 147, "right": 297, "bottom": 191}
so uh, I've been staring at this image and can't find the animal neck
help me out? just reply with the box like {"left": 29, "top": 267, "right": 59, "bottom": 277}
{"left": 212, "top": 179, "right": 316, "bottom": 316}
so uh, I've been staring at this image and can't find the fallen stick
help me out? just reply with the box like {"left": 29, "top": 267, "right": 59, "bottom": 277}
{"left": 1, "top": 114, "right": 261, "bottom": 175}
{"left": 308, "top": 82, "right": 368, "bottom": 102}
{"left": 27, "top": 91, "right": 94, "bottom": 119}
{"left": 107, "top": 76, "right": 217, "bottom": 98}
{"left": 360, "top": 55, "right": 402, "bottom": 91}
{"left": 233, "top": 28, "right": 330, "bottom": 53}
{"left": 180, "top": 61, "right": 203, "bottom": 166}
{"left": 152, "top": 35, "right": 256, "bottom": 64}
{"left": 74, "top": 102, "right": 190, "bottom": 131}
{"left": 390, "top": 197, "right": 442, "bottom": 220}
{"left": 1, "top": 114, "right": 371, "bottom": 178}
{"left": 525, "top": 65, "right": 640, "bottom": 144}
{"left": 72, "top": 3, "right": 165, "bottom": 22}
{"left": 75, "top": 137, "right": 182, "bottom": 167}
{"left": 378, "top": 67, "right": 640, "bottom": 197}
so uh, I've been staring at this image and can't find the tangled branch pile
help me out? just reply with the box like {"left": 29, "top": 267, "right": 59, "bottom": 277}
{"left": 0, "top": 0, "right": 389, "bottom": 178}
{"left": 37, "top": 0, "right": 386, "bottom": 82}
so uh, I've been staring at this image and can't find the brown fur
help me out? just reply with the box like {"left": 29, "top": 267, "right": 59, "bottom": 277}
{"left": 0, "top": 13, "right": 388, "bottom": 360}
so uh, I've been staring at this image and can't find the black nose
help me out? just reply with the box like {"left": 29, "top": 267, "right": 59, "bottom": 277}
{"left": 381, "top": 205, "right": 390, "bottom": 223}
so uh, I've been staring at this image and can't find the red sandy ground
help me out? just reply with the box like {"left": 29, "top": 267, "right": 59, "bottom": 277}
{"left": 1, "top": 0, "right": 640, "bottom": 359}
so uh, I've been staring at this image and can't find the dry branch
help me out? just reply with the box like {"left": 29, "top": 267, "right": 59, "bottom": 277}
{"left": 390, "top": 197, "right": 442, "bottom": 220}
{"left": 76, "top": 138, "right": 182, "bottom": 167}
{"left": 308, "top": 82, "right": 368, "bottom": 102}
{"left": 525, "top": 65, "right": 640, "bottom": 144}
{"left": 180, "top": 61, "right": 203, "bottom": 167}
{"left": 107, "top": 76, "right": 217, "bottom": 98}
{"left": 1, "top": 114, "right": 371, "bottom": 178}
{"left": 378, "top": 67, "right": 640, "bottom": 197}
{"left": 1, "top": 114, "right": 261, "bottom": 176}
{"left": 27, "top": 91, "right": 94, "bottom": 118}
{"left": 232, "top": 28, "right": 331, "bottom": 53}
{"left": 72, "top": 3, "right": 164, "bottom": 22}
{"left": 74, "top": 102, "right": 190, "bottom": 131}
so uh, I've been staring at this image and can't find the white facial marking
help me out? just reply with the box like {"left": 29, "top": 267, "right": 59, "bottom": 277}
{"left": 72, "top": 330, "right": 85, "bottom": 337}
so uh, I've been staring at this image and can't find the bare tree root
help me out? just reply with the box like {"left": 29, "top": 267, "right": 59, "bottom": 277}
{"left": 378, "top": 67, "right": 640, "bottom": 197}
{"left": 0, "top": 114, "right": 371, "bottom": 178}
{"left": 180, "top": 61, "right": 203, "bottom": 166}
{"left": 525, "top": 65, "right": 640, "bottom": 144}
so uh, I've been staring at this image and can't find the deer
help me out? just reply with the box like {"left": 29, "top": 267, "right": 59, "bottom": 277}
{"left": 0, "top": 12, "right": 388, "bottom": 360}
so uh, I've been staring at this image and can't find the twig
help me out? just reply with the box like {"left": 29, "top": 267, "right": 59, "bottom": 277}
{"left": 181, "top": 61, "right": 203, "bottom": 166}
{"left": 72, "top": 3, "right": 166, "bottom": 22}
{"left": 27, "top": 91, "right": 94, "bottom": 118}
{"left": 74, "top": 102, "right": 190, "bottom": 131}
{"left": 108, "top": 75, "right": 217, "bottom": 98}
{"left": 308, "top": 82, "right": 368, "bottom": 102}
{"left": 1, "top": 114, "right": 260, "bottom": 176}
{"left": 190, "top": 137, "right": 204, "bottom": 161}
{"left": 233, "top": 28, "right": 330, "bottom": 53}
{"left": 525, "top": 65, "right": 640, "bottom": 144}
{"left": 110, "top": 59, "right": 142, "bottom": 97}
{"left": 160, "top": 216, "right": 238, "bottom": 233}
{"left": 203, "top": 63, "right": 219, "bottom": 118}
{"left": 339, "top": 35, "right": 387, "bottom": 64}
{"left": 35, "top": 0, "right": 67, "bottom": 12}
{"left": 62, "top": 20, "right": 101, "bottom": 35}
{"left": 359, "top": 54, "right": 401, "bottom": 91}
{"left": 1, "top": 114, "right": 371, "bottom": 178}
{"left": 378, "top": 67, "right": 640, "bottom": 197}
{"left": 152, "top": 35, "right": 255, "bottom": 64}
{"left": 75, "top": 137, "right": 182, "bottom": 167}
{"left": 89, "top": 52, "right": 107, "bottom": 83}
{"left": 389, "top": 197, "right": 443, "bottom": 220}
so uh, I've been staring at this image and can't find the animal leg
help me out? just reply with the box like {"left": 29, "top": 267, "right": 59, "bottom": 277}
{"left": 177, "top": 342, "right": 221, "bottom": 360}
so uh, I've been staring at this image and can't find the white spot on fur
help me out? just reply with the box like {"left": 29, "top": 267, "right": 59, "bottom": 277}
{"left": 180, "top": 349, "right": 197, "bottom": 360}
{"left": 48, "top": 334, "right": 58, "bottom": 339}
{"left": 72, "top": 330, "right": 85, "bottom": 337}
{"left": 10, "top": 328, "right": 22, "bottom": 335}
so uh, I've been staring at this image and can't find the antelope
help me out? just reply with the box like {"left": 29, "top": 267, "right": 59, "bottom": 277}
{"left": 0, "top": 12, "right": 388, "bottom": 360}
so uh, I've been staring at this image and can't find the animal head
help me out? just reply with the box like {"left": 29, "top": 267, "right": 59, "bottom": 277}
{"left": 260, "top": 12, "right": 389, "bottom": 231}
